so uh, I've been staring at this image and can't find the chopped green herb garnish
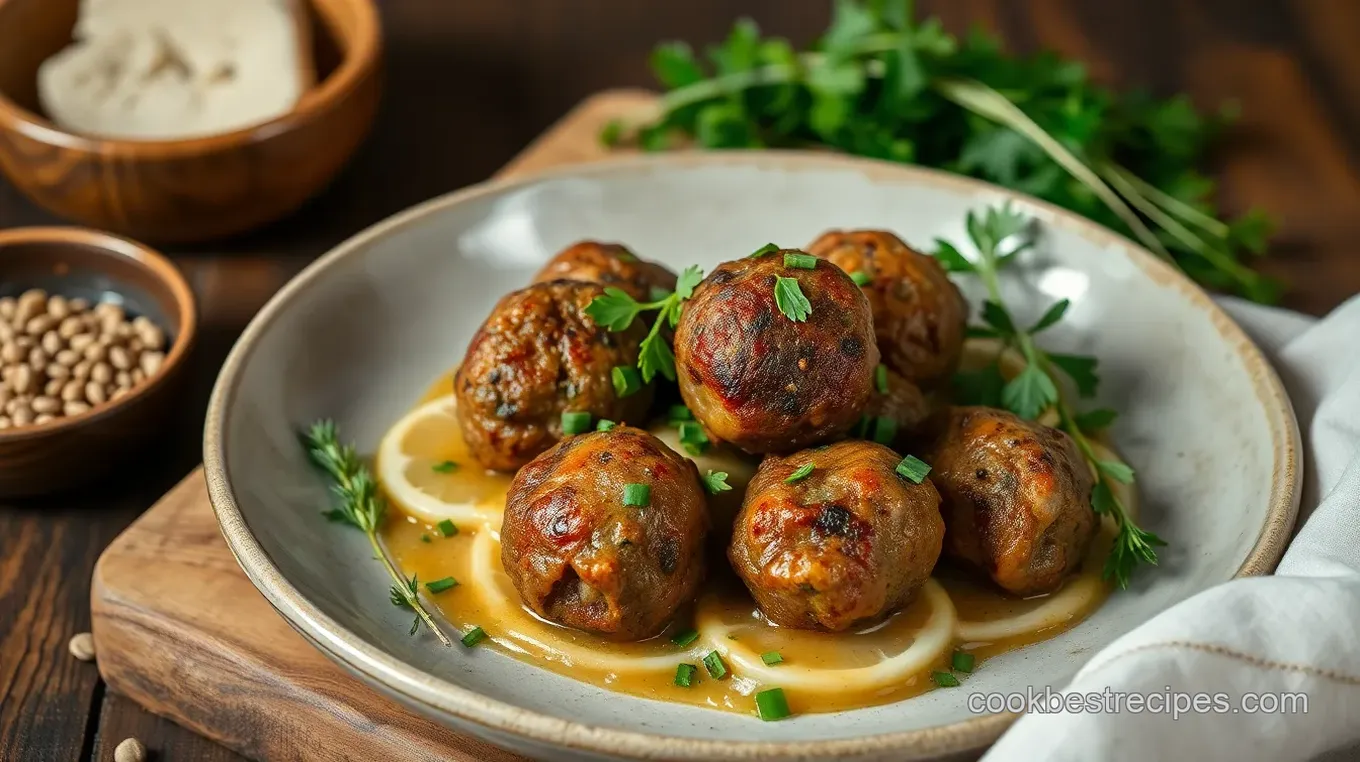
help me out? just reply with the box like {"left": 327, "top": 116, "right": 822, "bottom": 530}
{"left": 623, "top": 483, "right": 652, "bottom": 507}
{"left": 871, "top": 415, "right": 897, "bottom": 445}
{"left": 784, "top": 463, "right": 815, "bottom": 483}
{"left": 561, "top": 411, "right": 592, "bottom": 435}
{"left": 668, "top": 405, "right": 693, "bottom": 421}
{"left": 420, "top": 534, "right": 431, "bottom": 543}
{"left": 761, "top": 651, "right": 784, "bottom": 665}
{"left": 703, "top": 650, "right": 728, "bottom": 679}
{"left": 850, "top": 415, "right": 870, "bottom": 438}
{"left": 755, "top": 688, "right": 791, "bottom": 721}
{"left": 952, "top": 651, "right": 976, "bottom": 673}
{"left": 432, "top": 460, "right": 458, "bottom": 474}
{"left": 678, "top": 420, "right": 709, "bottom": 455}
{"left": 426, "top": 577, "right": 459, "bottom": 594}
{"left": 850, "top": 270, "right": 872, "bottom": 286}
{"left": 586, "top": 265, "right": 704, "bottom": 383}
{"left": 702, "top": 470, "right": 733, "bottom": 494}
{"left": 895, "top": 455, "right": 931, "bottom": 484}
{"left": 596, "top": 419, "right": 617, "bottom": 431}
{"left": 932, "top": 671, "right": 960, "bottom": 687}
{"left": 783, "top": 252, "right": 818, "bottom": 269}
{"left": 750, "top": 243, "right": 779, "bottom": 258}
{"left": 774, "top": 276, "right": 812, "bottom": 322}
{"left": 675, "top": 663, "right": 698, "bottom": 687}
{"left": 874, "top": 364, "right": 889, "bottom": 394}
{"left": 612, "top": 365, "right": 643, "bottom": 398}
{"left": 461, "top": 626, "right": 487, "bottom": 647}
{"left": 437, "top": 519, "right": 458, "bottom": 537}
{"left": 671, "top": 628, "right": 700, "bottom": 647}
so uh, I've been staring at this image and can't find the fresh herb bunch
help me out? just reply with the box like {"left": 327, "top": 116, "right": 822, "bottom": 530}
{"left": 587, "top": 265, "right": 704, "bottom": 381}
{"left": 942, "top": 205, "right": 1165, "bottom": 588}
{"left": 608, "top": 0, "right": 1278, "bottom": 302}
{"left": 302, "top": 420, "right": 454, "bottom": 646}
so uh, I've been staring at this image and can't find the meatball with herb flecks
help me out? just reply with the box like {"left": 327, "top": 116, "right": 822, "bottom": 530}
{"left": 500, "top": 426, "right": 708, "bottom": 641}
{"left": 927, "top": 406, "right": 1097, "bottom": 596}
{"left": 673, "top": 250, "right": 878, "bottom": 454}
{"left": 454, "top": 281, "right": 653, "bottom": 472}
{"left": 531, "top": 241, "right": 678, "bottom": 302}
{"left": 857, "top": 365, "right": 949, "bottom": 448}
{"left": 807, "top": 230, "right": 966, "bottom": 385}
{"left": 728, "top": 440, "right": 944, "bottom": 631}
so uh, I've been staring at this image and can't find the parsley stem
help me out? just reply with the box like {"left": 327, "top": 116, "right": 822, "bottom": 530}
{"left": 368, "top": 532, "right": 453, "bottom": 647}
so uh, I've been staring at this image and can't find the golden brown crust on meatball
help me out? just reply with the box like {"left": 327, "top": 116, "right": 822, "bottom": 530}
{"left": 728, "top": 440, "right": 944, "bottom": 631}
{"left": 861, "top": 367, "right": 949, "bottom": 448}
{"left": 807, "top": 230, "right": 967, "bottom": 385}
{"left": 674, "top": 251, "right": 878, "bottom": 454}
{"left": 500, "top": 427, "right": 709, "bottom": 641}
{"left": 454, "top": 281, "right": 653, "bottom": 472}
{"left": 927, "top": 406, "right": 1097, "bottom": 596}
{"left": 531, "top": 241, "right": 678, "bottom": 302}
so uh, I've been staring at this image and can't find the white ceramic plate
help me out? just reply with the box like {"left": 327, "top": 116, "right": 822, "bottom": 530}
{"left": 205, "top": 152, "right": 1300, "bottom": 762}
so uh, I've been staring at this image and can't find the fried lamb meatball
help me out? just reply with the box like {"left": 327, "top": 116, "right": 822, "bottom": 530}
{"left": 927, "top": 406, "right": 1097, "bottom": 596}
{"left": 531, "top": 241, "right": 678, "bottom": 302}
{"left": 860, "top": 366, "right": 948, "bottom": 448}
{"left": 674, "top": 251, "right": 878, "bottom": 454}
{"left": 729, "top": 440, "right": 944, "bottom": 631}
{"left": 454, "top": 281, "right": 653, "bottom": 472}
{"left": 807, "top": 230, "right": 967, "bottom": 385}
{"left": 500, "top": 427, "right": 709, "bottom": 641}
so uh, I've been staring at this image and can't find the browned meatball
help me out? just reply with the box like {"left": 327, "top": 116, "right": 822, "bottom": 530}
{"left": 531, "top": 241, "right": 678, "bottom": 302}
{"left": 807, "top": 230, "right": 967, "bottom": 385}
{"left": 728, "top": 441, "right": 944, "bottom": 631}
{"left": 859, "top": 366, "right": 948, "bottom": 447}
{"left": 455, "top": 281, "right": 653, "bottom": 472}
{"left": 500, "top": 427, "right": 708, "bottom": 641}
{"left": 674, "top": 251, "right": 878, "bottom": 454}
{"left": 927, "top": 406, "right": 1097, "bottom": 596}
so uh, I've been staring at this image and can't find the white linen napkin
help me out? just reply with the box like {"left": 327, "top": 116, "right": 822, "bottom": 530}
{"left": 983, "top": 295, "right": 1360, "bottom": 762}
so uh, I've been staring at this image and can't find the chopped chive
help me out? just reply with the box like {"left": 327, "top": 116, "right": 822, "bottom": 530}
{"left": 952, "top": 650, "right": 976, "bottom": 673}
{"left": 783, "top": 252, "right": 818, "bottom": 269}
{"left": 561, "top": 411, "right": 592, "bottom": 434}
{"left": 596, "top": 419, "right": 617, "bottom": 431}
{"left": 784, "top": 463, "right": 815, "bottom": 483}
{"left": 671, "top": 628, "right": 700, "bottom": 647}
{"left": 850, "top": 415, "right": 870, "bottom": 438}
{"left": 678, "top": 421, "right": 709, "bottom": 455}
{"left": 675, "top": 663, "right": 698, "bottom": 687}
{"left": 668, "top": 405, "right": 693, "bottom": 421}
{"left": 425, "top": 577, "right": 459, "bottom": 594}
{"left": 895, "top": 455, "right": 932, "bottom": 484}
{"left": 702, "top": 650, "right": 728, "bottom": 679}
{"left": 874, "top": 364, "right": 889, "bottom": 394}
{"left": 850, "top": 270, "right": 872, "bottom": 286}
{"left": 623, "top": 483, "right": 651, "bottom": 507}
{"left": 437, "top": 519, "right": 458, "bottom": 537}
{"left": 871, "top": 415, "right": 898, "bottom": 445}
{"left": 932, "top": 671, "right": 960, "bottom": 687}
{"left": 612, "top": 365, "right": 643, "bottom": 397}
{"left": 432, "top": 460, "right": 459, "bottom": 474}
{"left": 761, "top": 651, "right": 784, "bottom": 665}
{"left": 420, "top": 534, "right": 432, "bottom": 543}
{"left": 461, "top": 626, "right": 487, "bottom": 647}
{"left": 755, "top": 688, "right": 791, "bottom": 721}
{"left": 750, "top": 243, "right": 779, "bottom": 258}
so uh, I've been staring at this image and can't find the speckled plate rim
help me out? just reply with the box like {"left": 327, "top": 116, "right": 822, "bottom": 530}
{"left": 203, "top": 151, "right": 1302, "bottom": 761}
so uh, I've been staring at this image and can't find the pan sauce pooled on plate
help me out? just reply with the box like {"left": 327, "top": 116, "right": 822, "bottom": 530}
{"left": 370, "top": 234, "right": 1123, "bottom": 718}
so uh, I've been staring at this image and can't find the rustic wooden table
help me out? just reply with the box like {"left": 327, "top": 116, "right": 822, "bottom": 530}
{"left": 2, "top": 1, "right": 1357, "bottom": 760}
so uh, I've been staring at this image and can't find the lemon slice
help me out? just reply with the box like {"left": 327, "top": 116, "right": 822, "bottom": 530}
{"left": 376, "top": 396, "right": 510, "bottom": 526}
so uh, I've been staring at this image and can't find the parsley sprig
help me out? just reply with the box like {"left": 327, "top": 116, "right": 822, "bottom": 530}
{"left": 942, "top": 205, "right": 1165, "bottom": 588}
{"left": 587, "top": 265, "right": 704, "bottom": 382}
{"left": 303, "top": 421, "right": 454, "bottom": 646}
{"left": 606, "top": 0, "right": 1277, "bottom": 302}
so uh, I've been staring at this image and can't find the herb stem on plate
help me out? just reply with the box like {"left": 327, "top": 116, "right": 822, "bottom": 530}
{"left": 303, "top": 420, "right": 454, "bottom": 646}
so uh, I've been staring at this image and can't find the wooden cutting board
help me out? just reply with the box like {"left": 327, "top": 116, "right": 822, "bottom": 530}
{"left": 90, "top": 90, "right": 659, "bottom": 762}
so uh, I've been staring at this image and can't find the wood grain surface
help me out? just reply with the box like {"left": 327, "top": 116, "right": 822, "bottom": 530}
{"left": 1, "top": 2, "right": 1358, "bottom": 760}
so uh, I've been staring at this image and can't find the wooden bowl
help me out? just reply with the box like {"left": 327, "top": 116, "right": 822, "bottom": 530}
{"left": 0, "top": 228, "right": 197, "bottom": 496}
{"left": 0, "top": 0, "right": 381, "bottom": 244}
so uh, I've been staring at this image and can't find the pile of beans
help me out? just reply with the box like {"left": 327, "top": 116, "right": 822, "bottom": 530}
{"left": 0, "top": 289, "right": 168, "bottom": 429}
